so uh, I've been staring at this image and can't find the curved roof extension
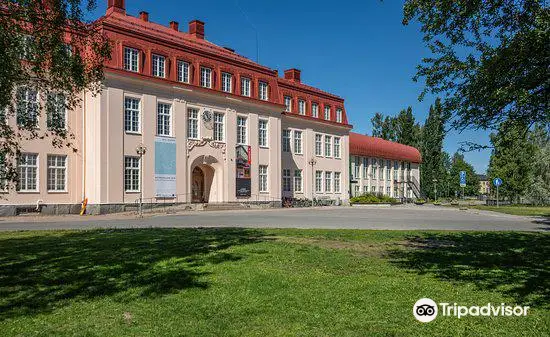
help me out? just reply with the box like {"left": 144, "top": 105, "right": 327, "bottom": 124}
{"left": 349, "top": 132, "right": 422, "bottom": 163}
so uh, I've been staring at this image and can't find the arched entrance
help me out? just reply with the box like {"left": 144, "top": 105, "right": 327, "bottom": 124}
{"left": 191, "top": 166, "right": 205, "bottom": 203}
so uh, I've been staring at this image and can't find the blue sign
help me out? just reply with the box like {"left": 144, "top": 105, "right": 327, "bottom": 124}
{"left": 493, "top": 177, "right": 502, "bottom": 187}
{"left": 459, "top": 171, "right": 467, "bottom": 187}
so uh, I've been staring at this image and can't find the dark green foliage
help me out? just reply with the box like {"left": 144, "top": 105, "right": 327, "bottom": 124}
{"left": 350, "top": 193, "right": 397, "bottom": 204}
{"left": 449, "top": 152, "right": 480, "bottom": 197}
{"left": 420, "top": 98, "right": 447, "bottom": 199}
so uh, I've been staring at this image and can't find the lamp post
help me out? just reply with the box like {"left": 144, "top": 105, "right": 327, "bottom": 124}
{"left": 136, "top": 144, "right": 147, "bottom": 217}
{"left": 433, "top": 178, "right": 438, "bottom": 201}
{"left": 308, "top": 157, "right": 317, "bottom": 205}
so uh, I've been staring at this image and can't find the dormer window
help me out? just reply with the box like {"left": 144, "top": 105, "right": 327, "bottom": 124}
{"left": 241, "top": 77, "right": 251, "bottom": 97}
{"left": 259, "top": 81, "right": 269, "bottom": 101}
{"left": 312, "top": 103, "right": 319, "bottom": 118}
{"left": 298, "top": 100, "right": 306, "bottom": 115}
{"left": 152, "top": 54, "right": 165, "bottom": 78}
{"left": 336, "top": 108, "right": 343, "bottom": 123}
{"left": 177, "top": 61, "right": 190, "bottom": 83}
{"left": 221, "top": 72, "right": 232, "bottom": 93}
{"left": 124, "top": 47, "right": 139, "bottom": 72}
{"left": 324, "top": 105, "right": 331, "bottom": 120}
{"left": 284, "top": 96, "right": 292, "bottom": 112}
{"left": 200, "top": 67, "right": 212, "bottom": 88}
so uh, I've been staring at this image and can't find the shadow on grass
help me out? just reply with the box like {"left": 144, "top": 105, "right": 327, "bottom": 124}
{"left": 0, "top": 228, "right": 266, "bottom": 319}
{"left": 388, "top": 232, "right": 550, "bottom": 307}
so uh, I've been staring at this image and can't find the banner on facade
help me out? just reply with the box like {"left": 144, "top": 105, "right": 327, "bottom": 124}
{"left": 155, "top": 137, "right": 177, "bottom": 197}
{"left": 236, "top": 145, "right": 251, "bottom": 197}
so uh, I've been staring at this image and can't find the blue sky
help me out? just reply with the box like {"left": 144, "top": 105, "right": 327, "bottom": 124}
{"left": 87, "top": 0, "right": 492, "bottom": 173}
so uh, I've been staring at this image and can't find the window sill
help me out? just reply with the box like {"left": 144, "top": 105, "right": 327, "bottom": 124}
{"left": 157, "top": 134, "right": 175, "bottom": 139}
{"left": 125, "top": 131, "right": 141, "bottom": 135}
{"left": 17, "top": 191, "right": 40, "bottom": 194}
{"left": 125, "top": 191, "right": 141, "bottom": 194}
{"left": 259, "top": 146, "right": 269, "bottom": 149}
{"left": 48, "top": 190, "right": 68, "bottom": 194}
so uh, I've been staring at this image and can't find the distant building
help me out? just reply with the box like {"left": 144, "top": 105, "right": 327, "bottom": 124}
{"left": 478, "top": 175, "right": 491, "bottom": 195}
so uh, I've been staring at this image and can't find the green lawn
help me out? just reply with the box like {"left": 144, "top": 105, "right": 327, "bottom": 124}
{"left": 468, "top": 205, "right": 550, "bottom": 217}
{"left": 0, "top": 228, "right": 548, "bottom": 336}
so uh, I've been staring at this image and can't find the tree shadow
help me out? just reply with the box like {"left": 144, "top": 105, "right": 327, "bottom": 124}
{"left": 0, "top": 228, "right": 267, "bottom": 319}
{"left": 387, "top": 232, "right": 550, "bottom": 307}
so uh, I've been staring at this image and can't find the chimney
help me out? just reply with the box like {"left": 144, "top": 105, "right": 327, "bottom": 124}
{"left": 284, "top": 68, "right": 301, "bottom": 83}
{"left": 107, "top": 0, "right": 125, "bottom": 14}
{"left": 189, "top": 20, "right": 205, "bottom": 39}
{"left": 139, "top": 11, "right": 149, "bottom": 22}
{"left": 170, "top": 21, "right": 179, "bottom": 31}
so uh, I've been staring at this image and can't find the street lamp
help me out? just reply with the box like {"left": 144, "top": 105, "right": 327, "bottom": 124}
{"left": 433, "top": 178, "right": 438, "bottom": 201}
{"left": 136, "top": 143, "right": 147, "bottom": 217}
{"left": 308, "top": 157, "right": 317, "bottom": 205}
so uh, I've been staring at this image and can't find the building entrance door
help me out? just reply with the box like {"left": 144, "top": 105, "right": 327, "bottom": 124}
{"left": 191, "top": 166, "right": 205, "bottom": 203}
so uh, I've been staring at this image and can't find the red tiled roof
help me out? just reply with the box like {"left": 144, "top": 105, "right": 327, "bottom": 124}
{"left": 349, "top": 132, "right": 422, "bottom": 163}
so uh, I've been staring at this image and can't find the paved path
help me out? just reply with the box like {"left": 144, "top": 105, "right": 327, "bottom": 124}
{"left": 0, "top": 205, "right": 547, "bottom": 232}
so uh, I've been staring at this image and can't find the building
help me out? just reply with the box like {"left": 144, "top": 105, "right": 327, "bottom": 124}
{"left": 478, "top": 174, "right": 490, "bottom": 196}
{"left": 349, "top": 133, "right": 422, "bottom": 200}
{"left": 0, "top": 0, "right": 419, "bottom": 215}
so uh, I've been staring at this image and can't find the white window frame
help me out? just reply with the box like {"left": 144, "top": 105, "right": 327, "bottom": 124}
{"left": 324, "top": 106, "right": 331, "bottom": 120}
{"left": 259, "top": 165, "right": 268, "bottom": 192}
{"left": 237, "top": 116, "right": 247, "bottom": 145}
{"left": 334, "top": 172, "right": 341, "bottom": 193}
{"left": 221, "top": 72, "right": 232, "bottom": 93}
{"left": 152, "top": 54, "right": 165, "bottom": 78}
{"left": 386, "top": 160, "right": 391, "bottom": 181}
{"left": 315, "top": 170, "right": 323, "bottom": 193}
{"left": 363, "top": 157, "right": 369, "bottom": 178}
{"left": 372, "top": 159, "right": 378, "bottom": 179}
{"left": 124, "top": 47, "right": 139, "bottom": 72}
{"left": 258, "top": 119, "right": 268, "bottom": 148}
{"left": 200, "top": 67, "right": 212, "bottom": 88}
{"left": 124, "top": 156, "right": 140, "bottom": 192}
{"left": 18, "top": 153, "right": 38, "bottom": 192}
{"left": 315, "top": 134, "right": 322, "bottom": 156}
{"left": 46, "top": 93, "right": 66, "bottom": 130}
{"left": 259, "top": 81, "right": 269, "bottom": 101}
{"left": 312, "top": 103, "right": 319, "bottom": 118}
{"left": 16, "top": 86, "right": 39, "bottom": 128}
{"left": 177, "top": 61, "right": 190, "bottom": 83}
{"left": 157, "top": 102, "right": 172, "bottom": 136}
{"left": 124, "top": 97, "right": 141, "bottom": 133}
{"left": 333, "top": 137, "right": 341, "bottom": 159}
{"left": 293, "top": 130, "right": 302, "bottom": 154}
{"left": 325, "top": 171, "right": 332, "bottom": 193}
{"left": 241, "top": 77, "right": 251, "bottom": 97}
{"left": 324, "top": 135, "right": 332, "bottom": 157}
{"left": 298, "top": 100, "right": 306, "bottom": 115}
{"left": 336, "top": 108, "right": 343, "bottom": 123}
{"left": 187, "top": 108, "right": 199, "bottom": 139}
{"left": 294, "top": 169, "right": 302, "bottom": 193}
{"left": 213, "top": 112, "right": 224, "bottom": 142}
{"left": 47, "top": 155, "right": 67, "bottom": 192}
{"left": 284, "top": 96, "right": 292, "bottom": 112}
{"left": 282, "top": 129, "right": 291, "bottom": 152}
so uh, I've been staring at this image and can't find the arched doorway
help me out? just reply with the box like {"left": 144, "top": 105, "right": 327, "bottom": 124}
{"left": 191, "top": 166, "right": 205, "bottom": 203}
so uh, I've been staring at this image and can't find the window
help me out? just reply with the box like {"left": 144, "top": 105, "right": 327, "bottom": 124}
{"left": 324, "top": 106, "right": 331, "bottom": 120}
{"left": 237, "top": 116, "right": 247, "bottom": 145}
{"left": 187, "top": 108, "right": 199, "bottom": 139}
{"left": 363, "top": 158, "right": 369, "bottom": 178}
{"left": 282, "top": 129, "right": 291, "bottom": 152}
{"left": 363, "top": 186, "right": 369, "bottom": 194}
{"left": 354, "top": 156, "right": 360, "bottom": 179}
{"left": 386, "top": 160, "right": 391, "bottom": 181}
{"left": 312, "top": 103, "right": 319, "bottom": 118}
{"left": 298, "top": 100, "right": 306, "bottom": 115}
{"left": 393, "top": 161, "right": 399, "bottom": 180}
{"left": 258, "top": 119, "right": 268, "bottom": 147}
{"left": 334, "top": 172, "right": 341, "bottom": 193}
{"left": 293, "top": 130, "right": 302, "bottom": 154}
{"left": 282, "top": 169, "right": 291, "bottom": 192}
{"left": 315, "top": 134, "right": 322, "bottom": 156}
{"left": 152, "top": 54, "right": 165, "bottom": 78}
{"left": 221, "top": 72, "right": 232, "bottom": 93}
{"left": 334, "top": 137, "right": 341, "bottom": 158}
{"left": 47, "top": 155, "right": 66, "bottom": 192}
{"left": 259, "top": 165, "right": 268, "bottom": 192}
{"left": 259, "top": 81, "right": 268, "bottom": 100}
{"left": 315, "top": 171, "right": 323, "bottom": 193}
{"left": 241, "top": 77, "right": 251, "bottom": 97}
{"left": 386, "top": 186, "right": 391, "bottom": 196}
{"left": 325, "top": 171, "right": 332, "bottom": 193}
{"left": 284, "top": 96, "right": 292, "bottom": 112}
{"left": 372, "top": 159, "right": 378, "bottom": 179}
{"left": 124, "top": 47, "right": 139, "bottom": 72}
{"left": 371, "top": 186, "right": 376, "bottom": 192}
{"left": 46, "top": 93, "right": 66, "bottom": 129}
{"left": 324, "top": 135, "right": 332, "bottom": 157}
{"left": 18, "top": 153, "right": 38, "bottom": 192}
{"left": 16, "top": 86, "right": 38, "bottom": 127}
{"left": 294, "top": 170, "right": 302, "bottom": 193}
{"left": 157, "top": 103, "right": 171, "bottom": 136}
{"left": 213, "top": 112, "right": 224, "bottom": 142}
{"left": 336, "top": 108, "right": 343, "bottom": 123}
{"left": 124, "top": 97, "right": 140, "bottom": 133}
{"left": 178, "top": 61, "right": 190, "bottom": 83}
{"left": 200, "top": 67, "right": 212, "bottom": 88}
{"left": 124, "top": 156, "right": 140, "bottom": 192}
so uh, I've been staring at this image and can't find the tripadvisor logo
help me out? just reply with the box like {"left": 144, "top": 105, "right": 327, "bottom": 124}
{"left": 413, "top": 298, "right": 529, "bottom": 322}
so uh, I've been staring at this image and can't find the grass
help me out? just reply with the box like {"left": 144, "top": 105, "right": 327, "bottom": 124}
{"left": 464, "top": 205, "right": 550, "bottom": 217}
{"left": 0, "top": 228, "right": 548, "bottom": 336}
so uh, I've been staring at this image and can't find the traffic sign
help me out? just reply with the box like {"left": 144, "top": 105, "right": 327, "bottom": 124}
{"left": 493, "top": 177, "right": 502, "bottom": 187}
{"left": 459, "top": 171, "right": 466, "bottom": 187}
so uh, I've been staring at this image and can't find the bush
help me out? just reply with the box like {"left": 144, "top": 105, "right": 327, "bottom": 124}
{"left": 350, "top": 193, "right": 398, "bottom": 204}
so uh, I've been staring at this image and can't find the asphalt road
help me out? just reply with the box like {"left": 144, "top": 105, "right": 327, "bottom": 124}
{"left": 0, "top": 205, "right": 547, "bottom": 232}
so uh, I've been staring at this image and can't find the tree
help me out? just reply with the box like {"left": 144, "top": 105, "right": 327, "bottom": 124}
{"left": 371, "top": 112, "right": 397, "bottom": 141}
{"left": 395, "top": 106, "right": 422, "bottom": 148}
{"left": 403, "top": 1, "right": 549, "bottom": 130}
{"left": 449, "top": 152, "right": 479, "bottom": 197}
{"left": 526, "top": 124, "right": 550, "bottom": 205}
{"left": 488, "top": 120, "right": 536, "bottom": 203}
{"left": 0, "top": 0, "right": 110, "bottom": 188}
{"left": 420, "top": 98, "right": 447, "bottom": 199}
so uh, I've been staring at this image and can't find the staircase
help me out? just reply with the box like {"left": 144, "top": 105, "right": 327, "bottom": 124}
{"left": 406, "top": 176, "right": 424, "bottom": 199}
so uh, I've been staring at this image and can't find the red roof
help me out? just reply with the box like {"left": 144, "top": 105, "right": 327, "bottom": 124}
{"left": 349, "top": 132, "right": 422, "bottom": 163}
